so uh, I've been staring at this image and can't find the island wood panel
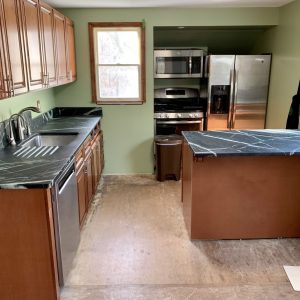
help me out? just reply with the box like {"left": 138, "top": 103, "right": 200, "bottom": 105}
{"left": 0, "top": 188, "right": 59, "bottom": 300}
{"left": 182, "top": 152, "right": 300, "bottom": 240}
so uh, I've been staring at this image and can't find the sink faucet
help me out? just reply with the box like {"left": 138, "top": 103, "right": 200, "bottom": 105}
{"left": 17, "top": 106, "right": 41, "bottom": 141}
{"left": 7, "top": 113, "right": 26, "bottom": 146}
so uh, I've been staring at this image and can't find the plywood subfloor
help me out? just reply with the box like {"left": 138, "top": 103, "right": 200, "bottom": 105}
{"left": 61, "top": 175, "right": 300, "bottom": 299}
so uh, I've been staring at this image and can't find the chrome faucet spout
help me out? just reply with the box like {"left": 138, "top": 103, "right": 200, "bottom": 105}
{"left": 17, "top": 114, "right": 28, "bottom": 141}
{"left": 18, "top": 106, "right": 41, "bottom": 114}
{"left": 7, "top": 113, "right": 26, "bottom": 146}
{"left": 17, "top": 106, "right": 41, "bottom": 140}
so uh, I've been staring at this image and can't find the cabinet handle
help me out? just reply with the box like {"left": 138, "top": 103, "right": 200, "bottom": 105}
{"left": 41, "top": 6, "right": 51, "bottom": 14}
{"left": 47, "top": 73, "right": 50, "bottom": 86}
{"left": 10, "top": 78, "right": 14, "bottom": 96}
{"left": 42, "top": 73, "right": 46, "bottom": 86}
{"left": 26, "top": 0, "right": 37, "bottom": 6}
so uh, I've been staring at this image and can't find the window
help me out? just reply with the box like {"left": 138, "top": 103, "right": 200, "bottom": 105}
{"left": 88, "top": 22, "right": 145, "bottom": 104}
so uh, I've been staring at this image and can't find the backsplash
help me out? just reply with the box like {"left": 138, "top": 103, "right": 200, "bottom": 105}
{"left": 0, "top": 111, "right": 41, "bottom": 149}
{"left": 0, "top": 122, "right": 6, "bottom": 149}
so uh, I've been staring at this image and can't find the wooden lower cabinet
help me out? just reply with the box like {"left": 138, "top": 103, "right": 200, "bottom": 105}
{"left": 75, "top": 127, "right": 104, "bottom": 226}
{"left": 0, "top": 188, "right": 59, "bottom": 300}
{"left": 85, "top": 149, "right": 93, "bottom": 207}
{"left": 91, "top": 139, "right": 98, "bottom": 194}
{"left": 76, "top": 161, "right": 86, "bottom": 225}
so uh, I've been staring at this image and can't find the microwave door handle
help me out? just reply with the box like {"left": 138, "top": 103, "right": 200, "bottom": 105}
{"left": 200, "top": 55, "right": 204, "bottom": 78}
{"left": 204, "top": 56, "right": 209, "bottom": 78}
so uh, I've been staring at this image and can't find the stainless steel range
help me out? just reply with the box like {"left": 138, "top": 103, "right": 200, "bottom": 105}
{"left": 154, "top": 87, "right": 206, "bottom": 135}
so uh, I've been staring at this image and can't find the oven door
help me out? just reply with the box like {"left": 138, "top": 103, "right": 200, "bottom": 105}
{"left": 155, "top": 119, "right": 204, "bottom": 135}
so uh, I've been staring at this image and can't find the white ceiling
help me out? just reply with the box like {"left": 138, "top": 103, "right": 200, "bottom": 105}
{"left": 45, "top": 0, "right": 295, "bottom": 8}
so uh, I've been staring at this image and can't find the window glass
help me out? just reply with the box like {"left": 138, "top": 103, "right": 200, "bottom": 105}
{"left": 97, "top": 30, "right": 140, "bottom": 65}
{"left": 98, "top": 66, "right": 139, "bottom": 99}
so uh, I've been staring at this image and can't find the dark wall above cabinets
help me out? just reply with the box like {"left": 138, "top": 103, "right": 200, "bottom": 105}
{"left": 0, "top": 0, "right": 76, "bottom": 101}
{"left": 154, "top": 26, "right": 275, "bottom": 55}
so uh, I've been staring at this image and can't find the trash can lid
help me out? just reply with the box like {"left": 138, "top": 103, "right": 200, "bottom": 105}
{"left": 155, "top": 134, "right": 183, "bottom": 145}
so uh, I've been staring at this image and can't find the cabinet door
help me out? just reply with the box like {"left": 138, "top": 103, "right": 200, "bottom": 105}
{"left": 91, "top": 141, "right": 98, "bottom": 194}
{"left": 65, "top": 17, "right": 76, "bottom": 82}
{"left": 39, "top": 1, "right": 57, "bottom": 87}
{"left": 85, "top": 152, "right": 93, "bottom": 207}
{"left": 99, "top": 131, "right": 104, "bottom": 172}
{"left": 76, "top": 162, "right": 86, "bottom": 226}
{"left": 0, "top": 0, "right": 27, "bottom": 96}
{"left": 0, "top": 20, "right": 9, "bottom": 99}
{"left": 53, "top": 10, "right": 68, "bottom": 84}
{"left": 20, "top": 0, "right": 44, "bottom": 90}
{"left": 95, "top": 135, "right": 102, "bottom": 181}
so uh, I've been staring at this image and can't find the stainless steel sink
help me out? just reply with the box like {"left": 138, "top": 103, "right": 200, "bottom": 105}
{"left": 20, "top": 132, "right": 79, "bottom": 147}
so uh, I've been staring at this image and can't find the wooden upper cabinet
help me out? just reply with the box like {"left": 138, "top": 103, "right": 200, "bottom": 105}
{"left": 0, "top": 18, "right": 8, "bottom": 99}
{"left": 39, "top": 1, "right": 57, "bottom": 87}
{"left": 53, "top": 10, "right": 68, "bottom": 85}
{"left": 65, "top": 17, "right": 76, "bottom": 82}
{"left": 20, "top": 0, "right": 44, "bottom": 90}
{"left": 0, "top": 0, "right": 76, "bottom": 100}
{"left": 0, "top": 0, "right": 28, "bottom": 96}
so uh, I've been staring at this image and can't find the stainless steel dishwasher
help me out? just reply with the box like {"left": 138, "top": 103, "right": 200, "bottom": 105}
{"left": 52, "top": 159, "right": 80, "bottom": 287}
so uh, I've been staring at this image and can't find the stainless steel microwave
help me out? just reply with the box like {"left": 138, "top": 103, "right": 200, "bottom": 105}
{"left": 154, "top": 49, "right": 204, "bottom": 79}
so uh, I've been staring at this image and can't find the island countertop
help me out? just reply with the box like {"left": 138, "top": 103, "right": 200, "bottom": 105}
{"left": 182, "top": 129, "right": 300, "bottom": 157}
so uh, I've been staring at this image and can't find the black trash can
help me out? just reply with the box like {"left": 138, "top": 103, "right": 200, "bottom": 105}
{"left": 155, "top": 135, "right": 183, "bottom": 182}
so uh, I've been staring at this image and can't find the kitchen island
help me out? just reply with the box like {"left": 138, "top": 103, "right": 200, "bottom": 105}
{"left": 182, "top": 130, "right": 300, "bottom": 240}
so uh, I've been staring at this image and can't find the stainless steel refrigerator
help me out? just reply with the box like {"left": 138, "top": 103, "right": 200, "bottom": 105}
{"left": 207, "top": 55, "right": 271, "bottom": 130}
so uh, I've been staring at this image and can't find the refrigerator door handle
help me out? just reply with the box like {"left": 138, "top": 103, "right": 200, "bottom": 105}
{"left": 231, "top": 69, "right": 239, "bottom": 129}
{"left": 228, "top": 69, "right": 235, "bottom": 129}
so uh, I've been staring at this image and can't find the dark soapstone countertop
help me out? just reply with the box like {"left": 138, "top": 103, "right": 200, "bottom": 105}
{"left": 0, "top": 116, "right": 101, "bottom": 189}
{"left": 182, "top": 130, "right": 300, "bottom": 157}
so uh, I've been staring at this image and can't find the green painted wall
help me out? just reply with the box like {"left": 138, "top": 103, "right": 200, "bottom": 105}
{"left": 254, "top": 1, "right": 300, "bottom": 129}
{"left": 154, "top": 27, "right": 269, "bottom": 54}
{"left": 0, "top": 89, "right": 56, "bottom": 122}
{"left": 55, "top": 7, "right": 279, "bottom": 175}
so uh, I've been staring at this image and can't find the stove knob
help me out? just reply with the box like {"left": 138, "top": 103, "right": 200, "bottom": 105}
{"left": 194, "top": 113, "right": 200, "bottom": 118}
{"left": 177, "top": 113, "right": 182, "bottom": 118}
{"left": 160, "top": 113, "right": 165, "bottom": 118}
{"left": 189, "top": 113, "right": 194, "bottom": 118}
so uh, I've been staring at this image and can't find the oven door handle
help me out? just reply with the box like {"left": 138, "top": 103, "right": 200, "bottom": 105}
{"left": 156, "top": 120, "right": 202, "bottom": 124}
